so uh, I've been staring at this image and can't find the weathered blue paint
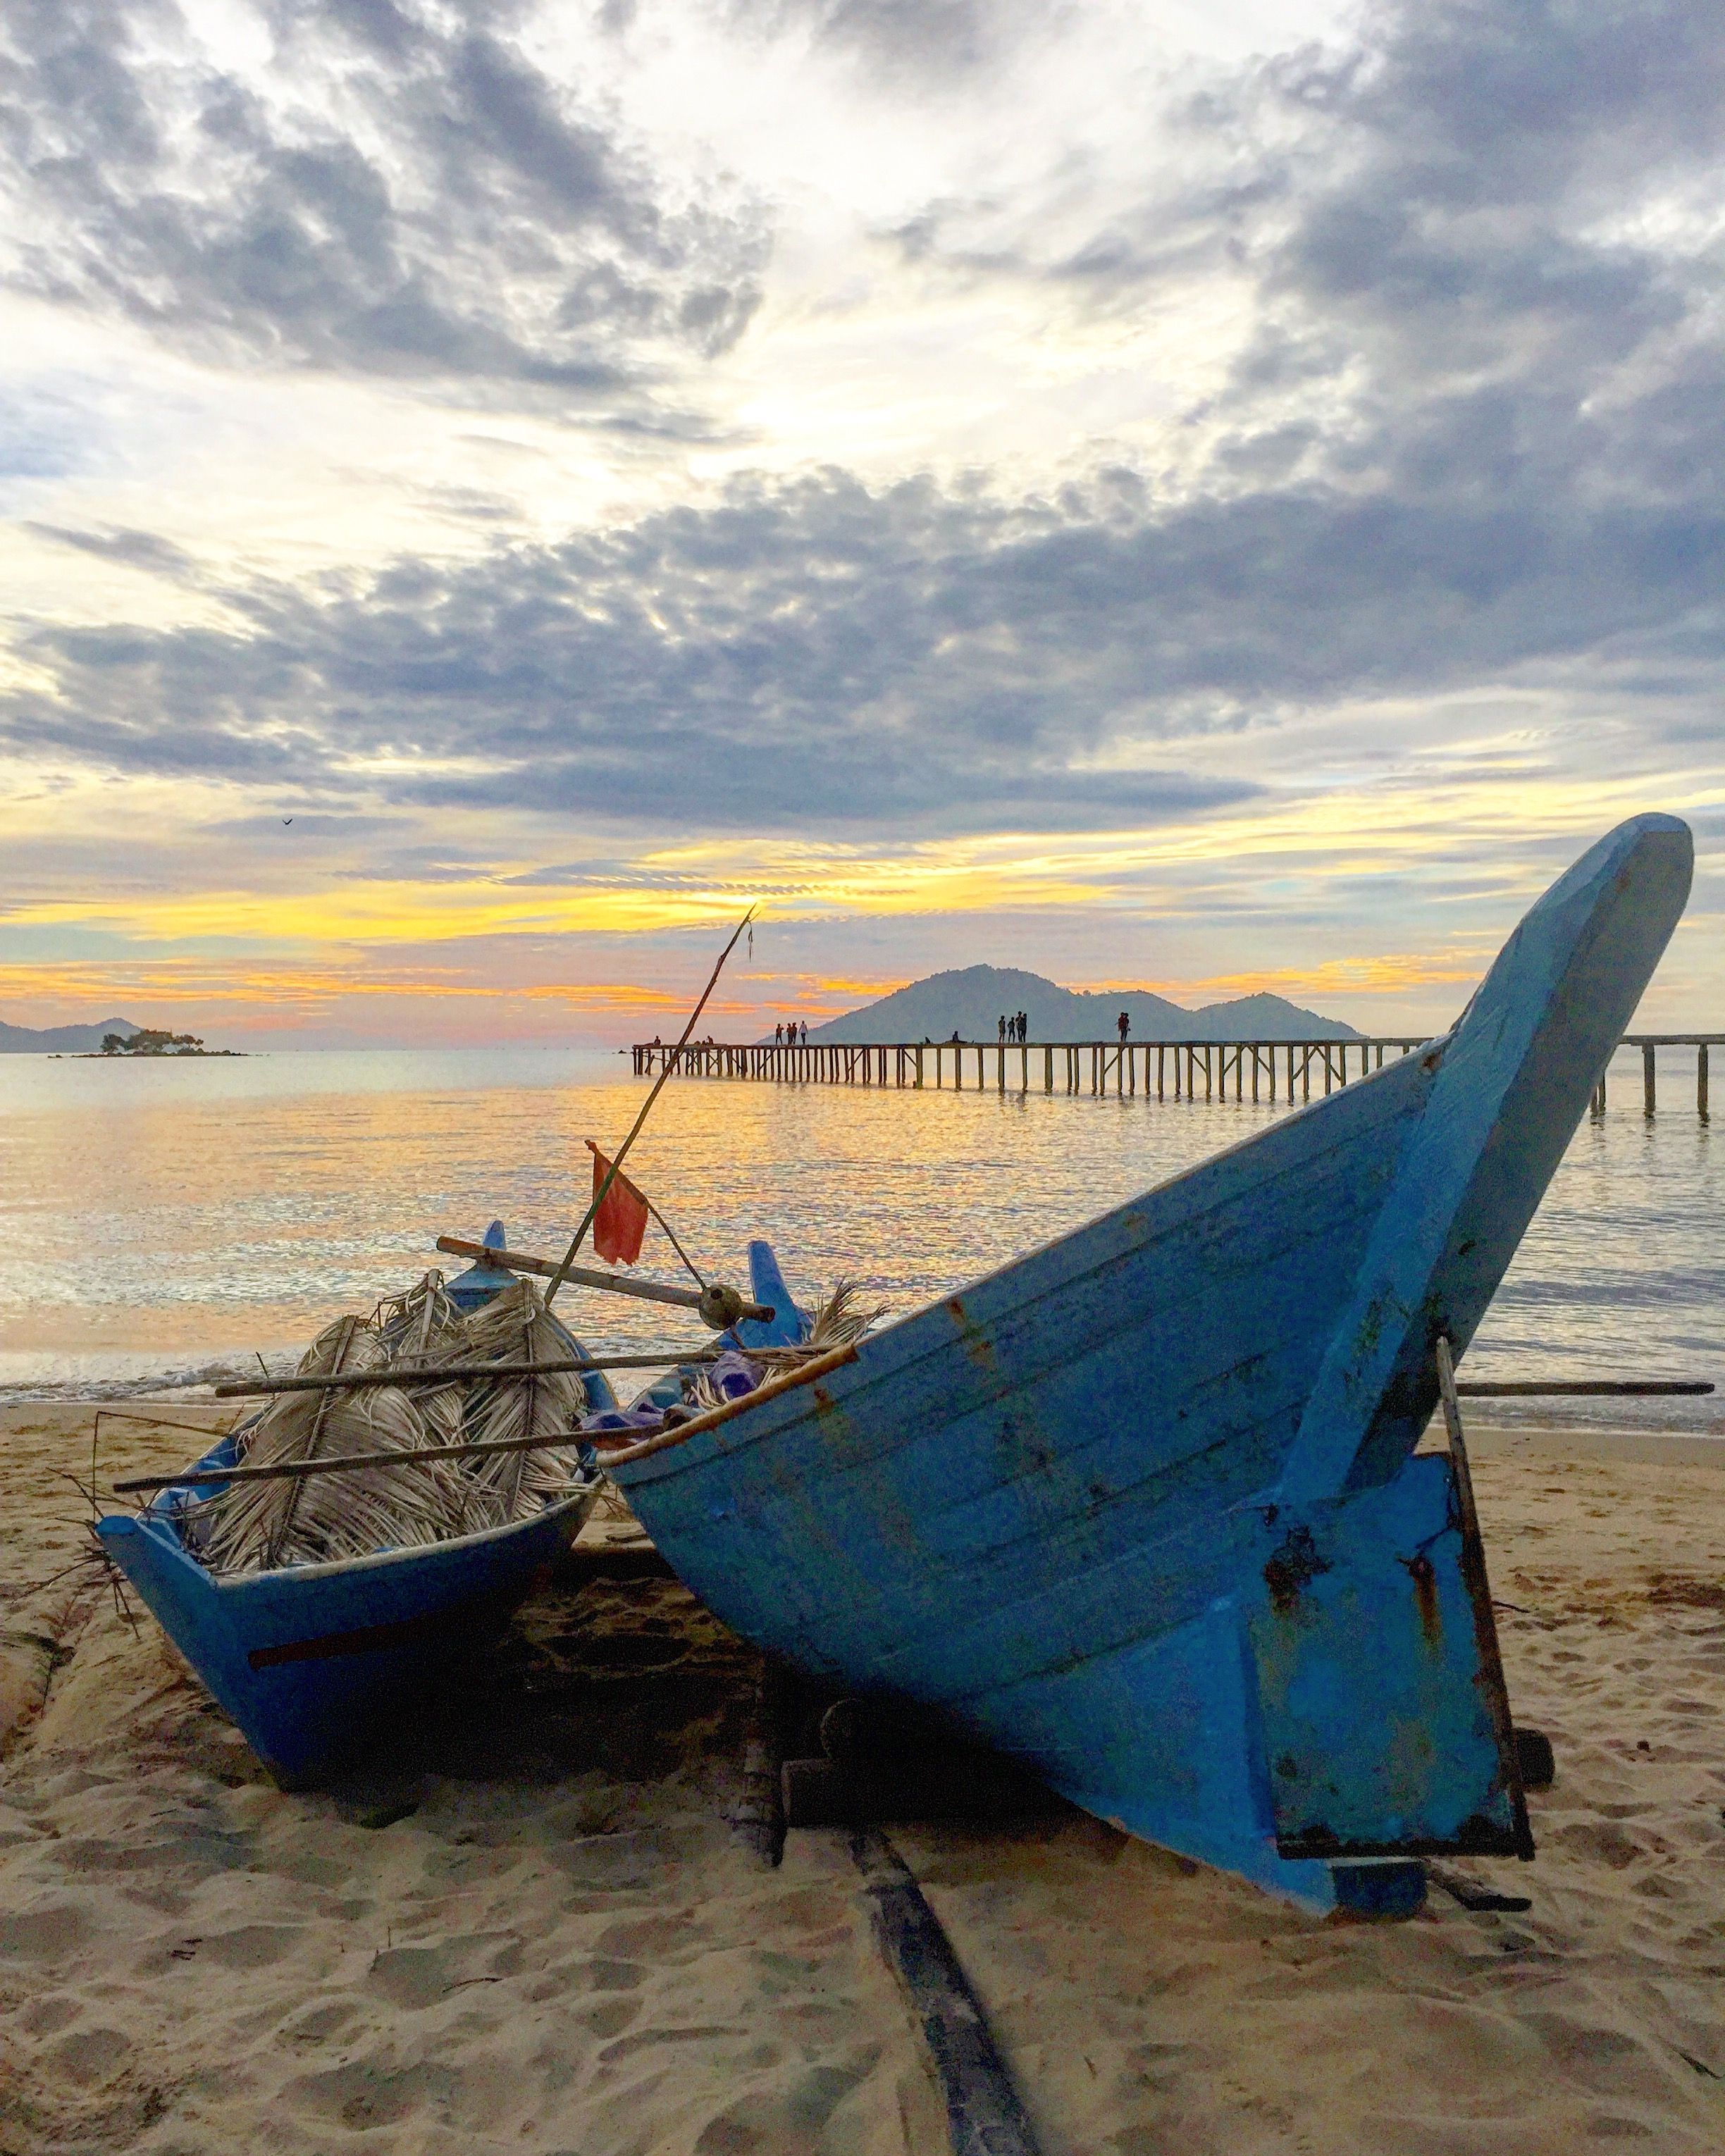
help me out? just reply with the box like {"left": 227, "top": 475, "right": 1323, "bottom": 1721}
{"left": 734, "top": 1241, "right": 812, "bottom": 1349}
{"left": 447, "top": 1218, "right": 522, "bottom": 1313}
{"left": 614, "top": 819, "right": 1692, "bottom": 1907}
{"left": 98, "top": 1229, "right": 605, "bottom": 1783}
{"left": 1249, "top": 1452, "right": 1523, "bottom": 1856}
{"left": 98, "top": 1463, "right": 596, "bottom": 1784}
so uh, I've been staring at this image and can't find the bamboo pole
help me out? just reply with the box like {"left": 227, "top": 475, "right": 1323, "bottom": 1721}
{"left": 116, "top": 1425, "right": 602, "bottom": 1495}
{"left": 543, "top": 905, "right": 754, "bottom": 1306}
{"left": 598, "top": 1339, "right": 860, "bottom": 1469}
{"left": 435, "top": 1237, "right": 771, "bottom": 1323}
{"left": 212, "top": 1350, "right": 725, "bottom": 1399}
{"left": 118, "top": 1339, "right": 863, "bottom": 1494}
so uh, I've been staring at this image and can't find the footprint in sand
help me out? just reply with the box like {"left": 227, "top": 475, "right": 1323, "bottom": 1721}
{"left": 48, "top": 2025, "right": 131, "bottom": 2087}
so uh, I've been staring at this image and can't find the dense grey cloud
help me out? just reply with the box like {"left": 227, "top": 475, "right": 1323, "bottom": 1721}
{"left": 6, "top": 433, "right": 1721, "bottom": 831}
{"left": 0, "top": 0, "right": 766, "bottom": 400}
{"left": 901, "top": 1, "right": 1725, "bottom": 500}
{"left": 1172, "top": 3, "right": 1725, "bottom": 498}
{"left": 0, "top": 469, "right": 1267, "bottom": 829}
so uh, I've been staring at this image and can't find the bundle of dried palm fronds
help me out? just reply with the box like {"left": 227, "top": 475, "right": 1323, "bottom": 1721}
{"left": 187, "top": 1273, "right": 594, "bottom": 1578}
{"left": 686, "top": 1280, "right": 886, "bottom": 1408}
{"left": 452, "top": 1280, "right": 593, "bottom": 1526}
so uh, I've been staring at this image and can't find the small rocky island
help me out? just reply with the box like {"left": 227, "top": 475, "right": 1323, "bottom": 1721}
{"left": 88, "top": 1029, "right": 244, "bottom": 1058}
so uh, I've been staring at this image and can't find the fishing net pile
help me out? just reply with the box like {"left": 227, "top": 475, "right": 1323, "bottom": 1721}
{"left": 187, "top": 1274, "right": 594, "bottom": 1577}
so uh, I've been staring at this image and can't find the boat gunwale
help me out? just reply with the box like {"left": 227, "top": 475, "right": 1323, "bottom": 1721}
{"left": 111, "top": 1447, "right": 601, "bottom": 1593}
{"left": 613, "top": 1038, "right": 1449, "bottom": 1494}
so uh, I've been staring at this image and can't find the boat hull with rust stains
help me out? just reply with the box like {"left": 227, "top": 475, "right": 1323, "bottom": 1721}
{"left": 613, "top": 816, "right": 1693, "bottom": 1911}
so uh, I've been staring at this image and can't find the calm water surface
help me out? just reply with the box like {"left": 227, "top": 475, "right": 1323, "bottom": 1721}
{"left": 0, "top": 1043, "right": 1718, "bottom": 1427}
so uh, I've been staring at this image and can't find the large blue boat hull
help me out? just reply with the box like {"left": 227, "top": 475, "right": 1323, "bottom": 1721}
{"left": 614, "top": 816, "right": 1692, "bottom": 1907}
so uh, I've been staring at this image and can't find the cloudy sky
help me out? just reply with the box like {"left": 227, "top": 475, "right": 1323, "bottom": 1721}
{"left": 1, "top": 0, "right": 1720, "bottom": 1046}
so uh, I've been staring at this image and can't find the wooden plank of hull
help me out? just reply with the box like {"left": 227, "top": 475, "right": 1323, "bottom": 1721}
{"left": 615, "top": 816, "right": 1693, "bottom": 1907}
{"left": 99, "top": 1470, "right": 598, "bottom": 1785}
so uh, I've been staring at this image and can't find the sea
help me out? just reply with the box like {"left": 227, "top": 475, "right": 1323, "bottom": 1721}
{"left": 0, "top": 1042, "right": 1719, "bottom": 1432}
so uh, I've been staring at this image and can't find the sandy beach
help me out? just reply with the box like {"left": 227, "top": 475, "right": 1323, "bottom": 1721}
{"left": 0, "top": 1404, "right": 1719, "bottom": 2154}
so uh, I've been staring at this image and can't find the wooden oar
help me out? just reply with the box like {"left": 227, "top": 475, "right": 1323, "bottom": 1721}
{"left": 1454, "top": 1379, "right": 1712, "bottom": 1396}
{"left": 435, "top": 1237, "right": 771, "bottom": 1329}
{"left": 211, "top": 1350, "right": 723, "bottom": 1399}
{"left": 114, "top": 1339, "right": 861, "bottom": 1494}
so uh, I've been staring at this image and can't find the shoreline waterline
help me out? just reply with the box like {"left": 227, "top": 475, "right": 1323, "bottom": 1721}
{"left": 1, "top": 1043, "right": 1717, "bottom": 1426}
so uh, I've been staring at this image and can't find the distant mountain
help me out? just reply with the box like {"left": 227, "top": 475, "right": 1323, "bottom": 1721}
{"left": 787, "top": 967, "right": 1360, "bottom": 1043}
{"left": 0, "top": 1015, "right": 142, "bottom": 1054}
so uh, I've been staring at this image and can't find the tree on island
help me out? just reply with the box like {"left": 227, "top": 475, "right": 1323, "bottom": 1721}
{"left": 101, "top": 1028, "right": 206, "bottom": 1056}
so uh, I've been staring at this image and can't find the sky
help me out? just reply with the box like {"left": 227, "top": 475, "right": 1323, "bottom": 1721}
{"left": 1, "top": 0, "right": 1721, "bottom": 1047}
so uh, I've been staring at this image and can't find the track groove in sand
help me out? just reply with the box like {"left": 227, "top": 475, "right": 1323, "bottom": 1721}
{"left": 0, "top": 1406, "right": 1720, "bottom": 2152}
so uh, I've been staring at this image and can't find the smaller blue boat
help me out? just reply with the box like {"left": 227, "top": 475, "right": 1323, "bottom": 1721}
{"left": 98, "top": 1225, "right": 605, "bottom": 1785}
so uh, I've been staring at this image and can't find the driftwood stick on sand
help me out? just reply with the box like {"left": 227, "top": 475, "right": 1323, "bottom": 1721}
{"left": 851, "top": 1824, "right": 1043, "bottom": 2156}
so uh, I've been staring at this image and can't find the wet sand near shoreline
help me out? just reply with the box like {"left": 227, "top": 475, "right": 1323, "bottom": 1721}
{"left": 0, "top": 1404, "right": 1720, "bottom": 2154}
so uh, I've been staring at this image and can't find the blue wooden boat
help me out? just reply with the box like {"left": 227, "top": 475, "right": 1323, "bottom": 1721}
{"left": 97, "top": 1227, "right": 606, "bottom": 1785}
{"left": 613, "top": 816, "right": 1693, "bottom": 1912}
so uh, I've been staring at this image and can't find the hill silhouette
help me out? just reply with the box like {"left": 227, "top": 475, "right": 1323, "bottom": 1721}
{"left": 0, "top": 1014, "right": 142, "bottom": 1054}
{"left": 784, "top": 967, "right": 1360, "bottom": 1044}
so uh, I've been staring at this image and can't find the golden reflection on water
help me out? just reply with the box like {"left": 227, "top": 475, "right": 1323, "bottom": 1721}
{"left": 0, "top": 1046, "right": 1717, "bottom": 1424}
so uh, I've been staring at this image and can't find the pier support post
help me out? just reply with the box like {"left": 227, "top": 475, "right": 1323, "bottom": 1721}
{"left": 1044, "top": 1044, "right": 1053, "bottom": 1092}
{"left": 1644, "top": 1042, "right": 1657, "bottom": 1117}
{"left": 1700, "top": 1043, "right": 1709, "bottom": 1122}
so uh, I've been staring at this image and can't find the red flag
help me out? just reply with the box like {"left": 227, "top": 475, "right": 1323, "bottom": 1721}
{"left": 586, "top": 1139, "right": 650, "bottom": 1265}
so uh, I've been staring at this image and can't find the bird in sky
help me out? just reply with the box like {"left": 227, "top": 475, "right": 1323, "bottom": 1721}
{"left": 282, "top": 817, "right": 292, "bottom": 825}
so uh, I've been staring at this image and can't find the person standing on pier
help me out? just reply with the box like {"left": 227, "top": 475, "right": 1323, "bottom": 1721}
{"left": 774, "top": 1022, "right": 784, "bottom": 1044}
{"left": 1118, "top": 1011, "right": 1130, "bottom": 1043}
{"left": 800, "top": 1021, "right": 809, "bottom": 1045}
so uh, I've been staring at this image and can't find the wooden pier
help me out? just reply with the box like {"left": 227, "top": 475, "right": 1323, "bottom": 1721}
{"left": 632, "top": 1034, "right": 1722, "bottom": 1116}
